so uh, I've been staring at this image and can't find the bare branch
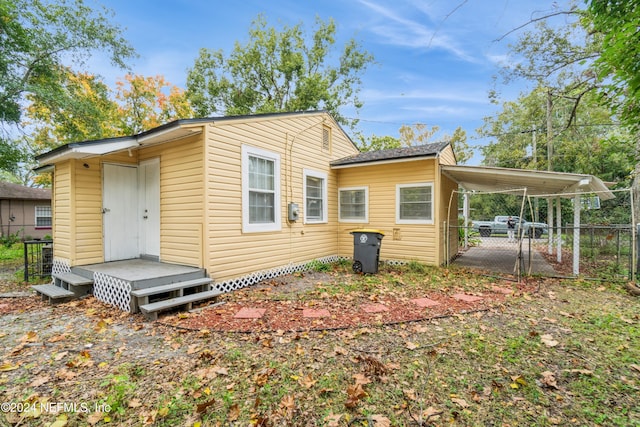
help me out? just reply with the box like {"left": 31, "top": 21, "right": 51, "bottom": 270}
{"left": 494, "top": 9, "right": 581, "bottom": 43}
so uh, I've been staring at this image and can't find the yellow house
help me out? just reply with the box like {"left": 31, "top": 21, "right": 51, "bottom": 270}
{"left": 34, "top": 111, "right": 458, "bottom": 316}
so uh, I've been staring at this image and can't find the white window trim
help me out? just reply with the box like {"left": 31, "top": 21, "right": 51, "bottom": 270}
{"left": 241, "top": 145, "right": 281, "bottom": 233}
{"left": 396, "top": 182, "right": 434, "bottom": 225}
{"left": 35, "top": 205, "right": 52, "bottom": 229}
{"left": 338, "top": 186, "right": 369, "bottom": 223}
{"left": 303, "top": 169, "right": 328, "bottom": 224}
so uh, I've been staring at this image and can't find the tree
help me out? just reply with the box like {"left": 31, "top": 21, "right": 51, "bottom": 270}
{"left": 479, "top": 85, "right": 633, "bottom": 182}
{"left": 186, "top": 15, "right": 373, "bottom": 129}
{"left": 588, "top": 1, "right": 640, "bottom": 224}
{"left": 115, "top": 74, "right": 194, "bottom": 135}
{"left": 0, "top": 0, "right": 136, "bottom": 175}
{"left": 485, "top": 4, "right": 635, "bottom": 181}
{"left": 18, "top": 72, "right": 192, "bottom": 185}
{"left": 357, "top": 123, "right": 471, "bottom": 163}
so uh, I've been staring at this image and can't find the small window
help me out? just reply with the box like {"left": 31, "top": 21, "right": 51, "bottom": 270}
{"left": 396, "top": 183, "right": 433, "bottom": 224}
{"left": 339, "top": 187, "right": 368, "bottom": 223}
{"left": 322, "top": 125, "right": 331, "bottom": 151}
{"left": 303, "top": 169, "right": 327, "bottom": 223}
{"left": 35, "top": 205, "right": 52, "bottom": 228}
{"left": 242, "top": 145, "right": 281, "bottom": 232}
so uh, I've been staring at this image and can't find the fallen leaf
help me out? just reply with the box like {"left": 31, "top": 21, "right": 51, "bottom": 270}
{"left": 352, "top": 373, "right": 371, "bottom": 386}
{"left": 279, "top": 394, "right": 295, "bottom": 418}
{"left": 195, "top": 398, "right": 216, "bottom": 414}
{"left": 128, "top": 398, "right": 142, "bottom": 408}
{"left": 0, "top": 362, "right": 20, "bottom": 371}
{"left": 54, "top": 351, "right": 68, "bottom": 361}
{"left": 48, "top": 413, "right": 68, "bottom": 427}
{"left": 212, "top": 366, "right": 228, "bottom": 376}
{"left": 29, "top": 376, "right": 50, "bottom": 387}
{"left": 48, "top": 334, "right": 67, "bottom": 343}
{"left": 324, "top": 413, "right": 343, "bottom": 427}
{"left": 371, "top": 414, "right": 391, "bottom": 426}
{"left": 298, "top": 374, "right": 317, "bottom": 389}
{"left": 87, "top": 412, "right": 104, "bottom": 425}
{"left": 228, "top": 403, "right": 240, "bottom": 421}
{"left": 403, "top": 388, "right": 417, "bottom": 401}
{"left": 451, "top": 397, "right": 470, "bottom": 408}
{"left": 540, "top": 334, "right": 559, "bottom": 347}
{"left": 345, "top": 383, "right": 367, "bottom": 408}
{"left": 540, "top": 371, "right": 558, "bottom": 389}
{"left": 405, "top": 341, "right": 419, "bottom": 350}
{"left": 21, "top": 331, "right": 38, "bottom": 343}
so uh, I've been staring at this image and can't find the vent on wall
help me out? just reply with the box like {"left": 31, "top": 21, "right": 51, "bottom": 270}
{"left": 322, "top": 125, "right": 331, "bottom": 151}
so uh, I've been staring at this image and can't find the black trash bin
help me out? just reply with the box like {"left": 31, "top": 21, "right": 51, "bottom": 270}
{"left": 350, "top": 229, "right": 385, "bottom": 273}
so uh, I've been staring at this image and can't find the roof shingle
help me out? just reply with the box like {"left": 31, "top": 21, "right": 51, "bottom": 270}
{"left": 331, "top": 141, "right": 449, "bottom": 167}
{"left": 0, "top": 181, "right": 51, "bottom": 200}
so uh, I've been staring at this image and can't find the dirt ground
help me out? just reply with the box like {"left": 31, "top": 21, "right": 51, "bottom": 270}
{"left": 1, "top": 264, "right": 638, "bottom": 426}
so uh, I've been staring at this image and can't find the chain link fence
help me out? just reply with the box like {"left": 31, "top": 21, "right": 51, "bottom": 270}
{"left": 447, "top": 188, "right": 634, "bottom": 282}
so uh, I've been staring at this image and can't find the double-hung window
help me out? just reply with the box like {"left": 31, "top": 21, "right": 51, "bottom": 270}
{"left": 242, "top": 145, "right": 281, "bottom": 232}
{"left": 303, "top": 169, "right": 327, "bottom": 223}
{"left": 35, "top": 206, "right": 52, "bottom": 228}
{"left": 396, "top": 183, "right": 433, "bottom": 224}
{"left": 338, "top": 187, "right": 368, "bottom": 223}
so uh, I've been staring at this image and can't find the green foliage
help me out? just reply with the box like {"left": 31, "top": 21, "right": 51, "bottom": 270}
{"left": 478, "top": 85, "right": 634, "bottom": 180}
{"left": 588, "top": 0, "right": 640, "bottom": 131}
{"left": 0, "top": 0, "right": 135, "bottom": 126}
{"left": 0, "top": 0, "right": 136, "bottom": 177}
{"left": 305, "top": 259, "right": 331, "bottom": 272}
{"left": 0, "top": 241, "right": 22, "bottom": 259}
{"left": 186, "top": 14, "right": 374, "bottom": 130}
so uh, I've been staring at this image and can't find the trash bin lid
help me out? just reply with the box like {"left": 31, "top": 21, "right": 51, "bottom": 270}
{"left": 350, "top": 228, "right": 385, "bottom": 236}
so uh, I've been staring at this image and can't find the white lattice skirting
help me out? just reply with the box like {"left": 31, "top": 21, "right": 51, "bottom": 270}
{"left": 212, "top": 255, "right": 340, "bottom": 294}
{"left": 93, "top": 271, "right": 132, "bottom": 312}
{"left": 51, "top": 258, "right": 71, "bottom": 278}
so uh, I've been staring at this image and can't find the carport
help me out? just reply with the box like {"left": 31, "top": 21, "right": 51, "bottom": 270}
{"left": 441, "top": 165, "right": 619, "bottom": 277}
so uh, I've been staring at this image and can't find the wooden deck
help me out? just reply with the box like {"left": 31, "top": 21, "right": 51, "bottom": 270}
{"left": 35, "top": 259, "right": 220, "bottom": 320}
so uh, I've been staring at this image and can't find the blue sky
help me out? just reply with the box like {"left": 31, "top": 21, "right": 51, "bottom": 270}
{"left": 89, "top": 0, "right": 569, "bottom": 164}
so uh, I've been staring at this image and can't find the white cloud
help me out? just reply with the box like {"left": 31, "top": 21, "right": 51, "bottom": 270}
{"left": 356, "top": 0, "right": 476, "bottom": 62}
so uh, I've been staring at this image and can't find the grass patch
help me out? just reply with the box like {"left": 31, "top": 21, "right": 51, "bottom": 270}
{"left": 1, "top": 270, "right": 639, "bottom": 426}
{"left": 0, "top": 242, "right": 22, "bottom": 261}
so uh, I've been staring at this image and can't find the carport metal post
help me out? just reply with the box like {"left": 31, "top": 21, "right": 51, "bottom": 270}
{"left": 556, "top": 197, "right": 562, "bottom": 263}
{"left": 573, "top": 194, "right": 581, "bottom": 275}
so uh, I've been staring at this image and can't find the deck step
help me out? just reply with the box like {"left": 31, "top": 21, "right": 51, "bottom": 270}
{"left": 131, "top": 277, "right": 212, "bottom": 298}
{"left": 32, "top": 284, "right": 75, "bottom": 303}
{"left": 54, "top": 272, "right": 93, "bottom": 286}
{"left": 53, "top": 272, "right": 93, "bottom": 297}
{"left": 139, "top": 289, "right": 222, "bottom": 320}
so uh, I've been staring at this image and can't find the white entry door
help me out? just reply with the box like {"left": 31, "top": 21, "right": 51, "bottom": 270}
{"left": 138, "top": 158, "right": 160, "bottom": 259}
{"left": 103, "top": 164, "right": 139, "bottom": 261}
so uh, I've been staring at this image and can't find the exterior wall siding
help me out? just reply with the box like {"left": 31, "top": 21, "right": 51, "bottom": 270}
{"left": 74, "top": 158, "right": 103, "bottom": 264}
{"left": 204, "top": 113, "right": 358, "bottom": 282}
{"left": 439, "top": 145, "right": 457, "bottom": 166}
{"left": 336, "top": 159, "right": 439, "bottom": 265}
{"left": 52, "top": 161, "right": 71, "bottom": 260}
{"left": 0, "top": 199, "right": 51, "bottom": 239}
{"left": 140, "top": 134, "right": 204, "bottom": 267}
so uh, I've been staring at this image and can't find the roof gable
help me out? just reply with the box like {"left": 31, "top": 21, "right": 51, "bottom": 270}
{"left": 331, "top": 141, "right": 450, "bottom": 168}
{"left": 36, "top": 110, "right": 357, "bottom": 165}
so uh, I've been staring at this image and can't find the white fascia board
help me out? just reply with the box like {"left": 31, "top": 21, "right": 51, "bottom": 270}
{"left": 37, "top": 138, "right": 137, "bottom": 164}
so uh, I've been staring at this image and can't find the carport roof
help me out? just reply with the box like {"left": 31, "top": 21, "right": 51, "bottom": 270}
{"left": 441, "top": 165, "right": 615, "bottom": 200}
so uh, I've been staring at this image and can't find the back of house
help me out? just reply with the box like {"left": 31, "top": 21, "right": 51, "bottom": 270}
{"left": 36, "top": 110, "right": 458, "bottom": 296}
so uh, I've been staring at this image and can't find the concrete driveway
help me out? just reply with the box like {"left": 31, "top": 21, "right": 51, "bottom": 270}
{"left": 452, "top": 236, "right": 557, "bottom": 276}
